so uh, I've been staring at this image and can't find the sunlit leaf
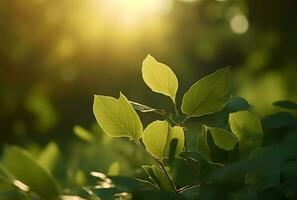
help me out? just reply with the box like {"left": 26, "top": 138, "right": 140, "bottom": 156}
{"left": 273, "top": 100, "right": 297, "bottom": 110}
{"left": 142, "top": 55, "right": 178, "bottom": 101}
{"left": 142, "top": 120, "right": 184, "bottom": 159}
{"left": 229, "top": 111, "right": 263, "bottom": 158}
{"left": 2, "top": 146, "right": 60, "bottom": 199}
{"left": 181, "top": 67, "right": 230, "bottom": 117}
{"left": 93, "top": 93, "right": 143, "bottom": 140}
{"left": 197, "top": 125, "right": 238, "bottom": 164}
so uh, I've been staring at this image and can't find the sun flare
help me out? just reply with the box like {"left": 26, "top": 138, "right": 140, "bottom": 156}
{"left": 98, "top": 0, "right": 172, "bottom": 25}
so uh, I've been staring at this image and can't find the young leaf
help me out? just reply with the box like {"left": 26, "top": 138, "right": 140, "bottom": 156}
{"left": 142, "top": 55, "right": 178, "bottom": 101}
{"left": 229, "top": 111, "right": 263, "bottom": 158}
{"left": 197, "top": 125, "right": 238, "bottom": 164}
{"left": 181, "top": 67, "right": 230, "bottom": 117}
{"left": 2, "top": 146, "right": 60, "bottom": 199}
{"left": 142, "top": 120, "right": 184, "bottom": 159}
{"left": 93, "top": 93, "right": 143, "bottom": 140}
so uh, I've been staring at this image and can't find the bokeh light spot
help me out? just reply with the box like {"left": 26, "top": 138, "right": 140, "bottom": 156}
{"left": 230, "top": 14, "right": 249, "bottom": 34}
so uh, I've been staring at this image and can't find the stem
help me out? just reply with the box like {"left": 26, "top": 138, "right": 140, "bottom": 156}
{"left": 181, "top": 116, "right": 189, "bottom": 125}
{"left": 172, "top": 100, "right": 179, "bottom": 118}
{"left": 133, "top": 140, "right": 178, "bottom": 193}
{"left": 159, "top": 160, "right": 178, "bottom": 193}
{"left": 168, "top": 114, "right": 179, "bottom": 126}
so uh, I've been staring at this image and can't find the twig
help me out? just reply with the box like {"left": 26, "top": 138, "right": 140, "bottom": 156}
{"left": 133, "top": 140, "right": 178, "bottom": 193}
{"left": 172, "top": 100, "right": 180, "bottom": 118}
{"left": 159, "top": 161, "right": 178, "bottom": 193}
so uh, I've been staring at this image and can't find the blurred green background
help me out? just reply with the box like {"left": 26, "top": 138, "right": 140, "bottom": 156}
{"left": 0, "top": 0, "right": 297, "bottom": 197}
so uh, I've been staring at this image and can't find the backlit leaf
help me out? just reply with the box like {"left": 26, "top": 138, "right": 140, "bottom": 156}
{"left": 93, "top": 93, "right": 143, "bottom": 140}
{"left": 142, "top": 120, "right": 184, "bottom": 159}
{"left": 181, "top": 67, "right": 230, "bottom": 117}
{"left": 142, "top": 55, "right": 178, "bottom": 101}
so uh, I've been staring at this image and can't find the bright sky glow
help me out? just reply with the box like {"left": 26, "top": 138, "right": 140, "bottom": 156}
{"left": 98, "top": 0, "right": 172, "bottom": 25}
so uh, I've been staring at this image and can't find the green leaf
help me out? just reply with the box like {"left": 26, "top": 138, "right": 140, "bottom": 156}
{"left": 209, "top": 143, "right": 296, "bottom": 186}
{"left": 197, "top": 126, "right": 211, "bottom": 162}
{"left": 262, "top": 112, "right": 297, "bottom": 128}
{"left": 197, "top": 125, "right": 238, "bottom": 164}
{"left": 37, "top": 142, "right": 60, "bottom": 172}
{"left": 142, "top": 165, "right": 174, "bottom": 192}
{"left": 229, "top": 111, "right": 263, "bottom": 158}
{"left": 93, "top": 93, "right": 143, "bottom": 140}
{"left": 142, "top": 120, "right": 184, "bottom": 159}
{"left": 224, "top": 96, "right": 250, "bottom": 113}
{"left": 243, "top": 144, "right": 296, "bottom": 191}
{"left": 181, "top": 67, "right": 230, "bottom": 117}
{"left": 73, "top": 125, "right": 94, "bottom": 142}
{"left": 2, "top": 146, "right": 60, "bottom": 199}
{"left": 273, "top": 100, "right": 297, "bottom": 110}
{"left": 142, "top": 55, "right": 178, "bottom": 101}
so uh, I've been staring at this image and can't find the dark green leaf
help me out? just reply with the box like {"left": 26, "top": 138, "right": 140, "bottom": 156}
{"left": 273, "top": 100, "right": 297, "bottom": 110}
{"left": 197, "top": 125, "right": 238, "bottom": 165}
{"left": 224, "top": 96, "right": 250, "bottom": 113}
{"left": 262, "top": 112, "right": 297, "bottom": 128}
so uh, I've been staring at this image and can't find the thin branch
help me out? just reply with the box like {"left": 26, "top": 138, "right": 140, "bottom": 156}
{"left": 172, "top": 100, "right": 180, "bottom": 118}
{"left": 168, "top": 114, "right": 180, "bottom": 126}
{"left": 159, "top": 160, "right": 178, "bottom": 193}
{"left": 181, "top": 116, "right": 189, "bottom": 125}
{"left": 133, "top": 140, "right": 178, "bottom": 193}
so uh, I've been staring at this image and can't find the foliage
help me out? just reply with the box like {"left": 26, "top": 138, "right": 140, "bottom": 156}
{"left": 1, "top": 56, "right": 297, "bottom": 200}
